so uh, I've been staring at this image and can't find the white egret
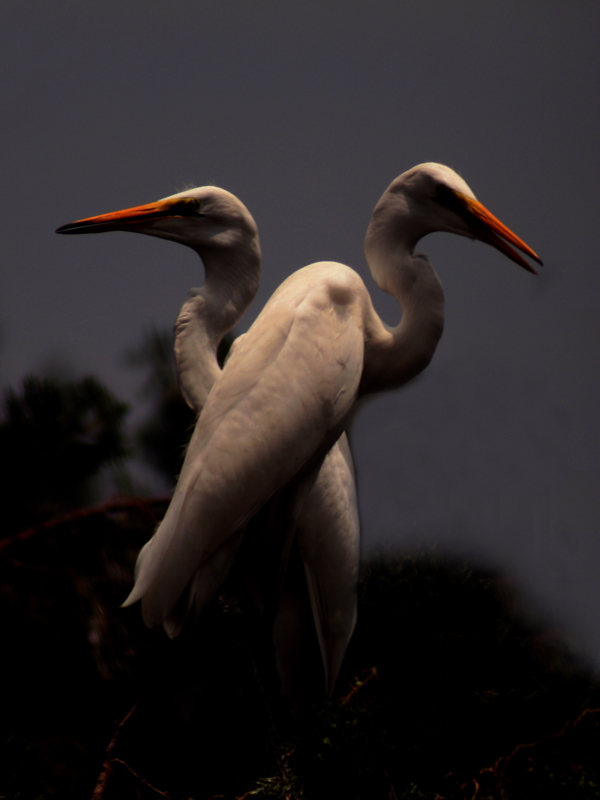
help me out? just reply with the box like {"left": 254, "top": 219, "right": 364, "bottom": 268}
{"left": 168, "top": 193, "right": 359, "bottom": 700}
{"left": 57, "top": 164, "right": 540, "bottom": 700}
{"left": 56, "top": 187, "right": 359, "bottom": 699}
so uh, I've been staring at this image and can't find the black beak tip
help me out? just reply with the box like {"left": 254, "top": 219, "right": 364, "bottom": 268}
{"left": 55, "top": 221, "right": 99, "bottom": 235}
{"left": 56, "top": 223, "right": 77, "bottom": 235}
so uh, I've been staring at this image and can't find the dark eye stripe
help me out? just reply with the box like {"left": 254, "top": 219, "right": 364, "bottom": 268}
{"left": 170, "top": 198, "right": 203, "bottom": 216}
{"left": 433, "top": 184, "right": 487, "bottom": 230}
{"left": 433, "top": 183, "right": 465, "bottom": 214}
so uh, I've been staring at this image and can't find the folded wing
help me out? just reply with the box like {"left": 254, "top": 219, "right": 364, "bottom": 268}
{"left": 124, "top": 263, "right": 366, "bottom": 632}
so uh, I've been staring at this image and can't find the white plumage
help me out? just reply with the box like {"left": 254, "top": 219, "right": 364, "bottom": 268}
{"left": 57, "top": 163, "right": 540, "bottom": 701}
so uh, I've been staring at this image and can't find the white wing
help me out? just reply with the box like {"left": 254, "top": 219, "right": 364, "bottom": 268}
{"left": 124, "top": 263, "right": 365, "bottom": 629}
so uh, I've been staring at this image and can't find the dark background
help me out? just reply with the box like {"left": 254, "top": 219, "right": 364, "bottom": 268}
{"left": 2, "top": 2, "right": 599, "bottom": 668}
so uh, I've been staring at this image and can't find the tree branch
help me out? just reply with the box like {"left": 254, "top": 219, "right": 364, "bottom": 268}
{"left": 0, "top": 495, "right": 172, "bottom": 553}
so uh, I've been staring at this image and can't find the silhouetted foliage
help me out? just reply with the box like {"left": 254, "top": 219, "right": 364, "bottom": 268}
{"left": 125, "top": 328, "right": 233, "bottom": 486}
{"left": 1, "top": 358, "right": 598, "bottom": 798}
{"left": 1, "top": 503, "right": 599, "bottom": 800}
{"left": 0, "top": 376, "right": 129, "bottom": 535}
{"left": 127, "top": 329, "right": 195, "bottom": 486}
{"left": 285, "top": 556, "right": 600, "bottom": 799}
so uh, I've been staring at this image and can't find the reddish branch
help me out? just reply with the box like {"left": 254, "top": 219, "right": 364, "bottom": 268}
{"left": 480, "top": 706, "right": 600, "bottom": 788}
{"left": 110, "top": 759, "right": 173, "bottom": 798}
{"left": 340, "top": 666, "right": 378, "bottom": 706}
{"left": 0, "top": 495, "right": 172, "bottom": 553}
{"left": 90, "top": 700, "right": 141, "bottom": 800}
{"left": 382, "top": 767, "right": 399, "bottom": 800}
{"left": 441, "top": 706, "right": 600, "bottom": 800}
{"left": 90, "top": 699, "right": 175, "bottom": 799}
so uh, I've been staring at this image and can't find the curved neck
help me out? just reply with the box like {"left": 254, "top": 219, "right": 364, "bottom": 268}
{"left": 360, "top": 211, "right": 445, "bottom": 395}
{"left": 174, "top": 236, "right": 261, "bottom": 412}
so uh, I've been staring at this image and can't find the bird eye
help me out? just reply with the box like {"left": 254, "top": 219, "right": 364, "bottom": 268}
{"left": 187, "top": 198, "right": 203, "bottom": 213}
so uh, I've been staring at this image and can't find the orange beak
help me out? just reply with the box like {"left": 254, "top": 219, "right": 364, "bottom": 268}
{"left": 457, "top": 192, "right": 543, "bottom": 274}
{"left": 56, "top": 196, "right": 200, "bottom": 235}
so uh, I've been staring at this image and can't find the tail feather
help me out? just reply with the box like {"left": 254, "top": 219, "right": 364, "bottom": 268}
{"left": 122, "top": 488, "right": 187, "bottom": 610}
{"left": 125, "top": 512, "right": 246, "bottom": 635}
{"left": 162, "top": 529, "right": 246, "bottom": 636}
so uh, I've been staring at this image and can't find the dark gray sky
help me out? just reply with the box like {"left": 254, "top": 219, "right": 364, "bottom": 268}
{"left": 2, "top": 2, "right": 600, "bottom": 663}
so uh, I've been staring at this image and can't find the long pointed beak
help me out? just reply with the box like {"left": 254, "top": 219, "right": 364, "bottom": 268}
{"left": 457, "top": 192, "right": 543, "bottom": 274}
{"left": 56, "top": 197, "right": 200, "bottom": 235}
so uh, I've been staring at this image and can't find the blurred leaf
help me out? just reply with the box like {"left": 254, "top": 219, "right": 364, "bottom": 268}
{"left": 0, "top": 375, "right": 129, "bottom": 534}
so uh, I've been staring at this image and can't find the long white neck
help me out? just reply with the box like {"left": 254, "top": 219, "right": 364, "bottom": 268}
{"left": 174, "top": 236, "right": 261, "bottom": 413}
{"left": 360, "top": 198, "right": 445, "bottom": 395}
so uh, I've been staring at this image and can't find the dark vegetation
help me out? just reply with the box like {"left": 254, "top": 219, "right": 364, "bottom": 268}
{"left": 0, "top": 376, "right": 129, "bottom": 535}
{"left": 124, "top": 328, "right": 196, "bottom": 486}
{"left": 1, "top": 333, "right": 599, "bottom": 799}
{"left": 124, "top": 328, "right": 232, "bottom": 486}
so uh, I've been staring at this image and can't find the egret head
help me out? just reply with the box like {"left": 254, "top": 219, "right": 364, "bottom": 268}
{"left": 56, "top": 186, "right": 259, "bottom": 253}
{"left": 375, "top": 162, "right": 542, "bottom": 273}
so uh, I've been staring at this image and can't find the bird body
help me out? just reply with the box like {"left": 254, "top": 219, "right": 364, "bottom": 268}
{"left": 57, "top": 163, "right": 541, "bottom": 699}
{"left": 57, "top": 184, "right": 361, "bottom": 697}
{"left": 171, "top": 261, "right": 361, "bottom": 697}
{"left": 129, "top": 261, "right": 365, "bottom": 627}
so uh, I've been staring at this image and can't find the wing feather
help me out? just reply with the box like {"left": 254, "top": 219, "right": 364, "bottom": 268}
{"left": 124, "top": 263, "right": 366, "bottom": 626}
